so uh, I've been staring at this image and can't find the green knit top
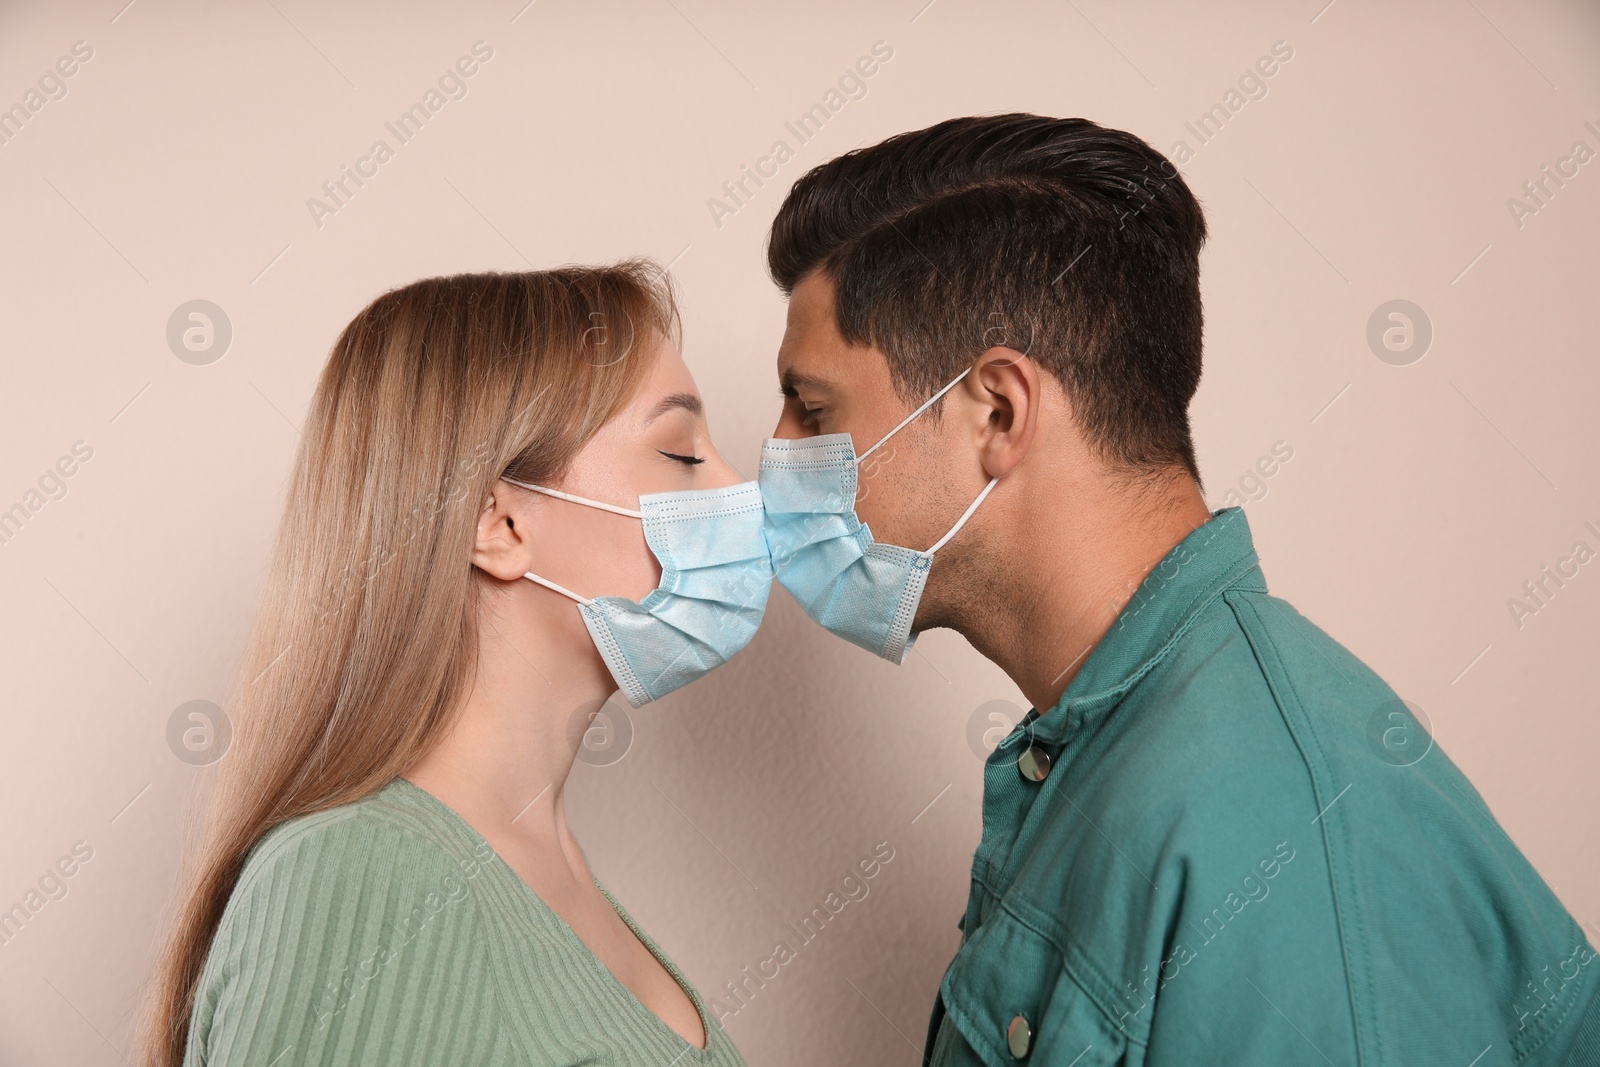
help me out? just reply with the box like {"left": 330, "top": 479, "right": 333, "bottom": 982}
{"left": 183, "top": 776, "right": 746, "bottom": 1066}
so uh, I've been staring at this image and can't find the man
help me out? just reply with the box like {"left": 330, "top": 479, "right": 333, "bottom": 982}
{"left": 756, "top": 114, "right": 1600, "bottom": 1065}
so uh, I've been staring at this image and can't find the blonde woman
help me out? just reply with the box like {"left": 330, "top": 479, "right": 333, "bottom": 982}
{"left": 141, "top": 263, "right": 767, "bottom": 1066}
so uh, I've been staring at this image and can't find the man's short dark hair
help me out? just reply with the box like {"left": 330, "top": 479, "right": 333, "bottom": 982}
{"left": 768, "top": 113, "right": 1208, "bottom": 481}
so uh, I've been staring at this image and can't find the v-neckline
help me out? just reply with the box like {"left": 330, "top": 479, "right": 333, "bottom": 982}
{"left": 391, "top": 777, "right": 716, "bottom": 1058}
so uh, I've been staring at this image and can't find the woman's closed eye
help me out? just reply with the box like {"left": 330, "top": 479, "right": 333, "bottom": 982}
{"left": 658, "top": 449, "right": 705, "bottom": 466}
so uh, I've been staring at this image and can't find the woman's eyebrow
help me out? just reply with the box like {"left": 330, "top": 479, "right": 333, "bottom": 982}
{"left": 645, "top": 392, "right": 703, "bottom": 423}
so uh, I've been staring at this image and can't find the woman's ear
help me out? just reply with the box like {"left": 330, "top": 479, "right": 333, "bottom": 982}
{"left": 472, "top": 483, "right": 535, "bottom": 581}
{"left": 969, "top": 346, "right": 1041, "bottom": 479}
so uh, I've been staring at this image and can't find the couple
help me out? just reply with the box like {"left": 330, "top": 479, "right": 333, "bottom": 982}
{"left": 143, "top": 115, "right": 1599, "bottom": 1066}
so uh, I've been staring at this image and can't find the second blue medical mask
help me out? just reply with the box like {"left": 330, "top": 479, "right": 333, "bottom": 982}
{"left": 505, "top": 478, "right": 772, "bottom": 707}
{"left": 758, "top": 368, "right": 998, "bottom": 664}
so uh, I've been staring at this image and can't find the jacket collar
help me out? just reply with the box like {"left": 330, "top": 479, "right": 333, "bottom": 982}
{"left": 1025, "top": 506, "right": 1266, "bottom": 744}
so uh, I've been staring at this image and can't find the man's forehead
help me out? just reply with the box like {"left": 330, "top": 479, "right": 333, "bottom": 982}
{"left": 777, "top": 327, "right": 848, "bottom": 391}
{"left": 790, "top": 269, "right": 837, "bottom": 317}
{"left": 779, "top": 272, "right": 852, "bottom": 388}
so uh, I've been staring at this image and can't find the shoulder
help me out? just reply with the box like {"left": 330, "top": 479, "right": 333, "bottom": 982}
{"left": 1108, "top": 586, "right": 1395, "bottom": 797}
{"left": 189, "top": 783, "right": 504, "bottom": 1066}
{"left": 203, "top": 783, "right": 490, "bottom": 983}
{"left": 1038, "top": 589, "right": 1350, "bottom": 935}
{"left": 230, "top": 785, "right": 489, "bottom": 913}
{"left": 1081, "top": 591, "right": 1328, "bottom": 821}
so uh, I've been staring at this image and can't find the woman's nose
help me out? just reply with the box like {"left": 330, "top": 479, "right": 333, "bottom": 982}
{"left": 700, "top": 438, "right": 746, "bottom": 488}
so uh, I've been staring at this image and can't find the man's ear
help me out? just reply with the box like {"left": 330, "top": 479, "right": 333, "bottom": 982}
{"left": 473, "top": 482, "right": 536, "bottom": 582}
{"left": 967, "top": 346, "right": 1041, "bottom": 479}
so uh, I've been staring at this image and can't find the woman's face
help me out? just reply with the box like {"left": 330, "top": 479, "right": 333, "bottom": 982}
{"left": 510, "top": 336, "right": 743, "bottom": 603}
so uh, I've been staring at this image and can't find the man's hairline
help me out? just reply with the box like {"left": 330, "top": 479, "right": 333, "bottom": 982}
{"left": 779, "top": 276, "right": 1198, "bottom": 487}
{"left": 781, "top": 266, "right": 1066, "bottom": 418}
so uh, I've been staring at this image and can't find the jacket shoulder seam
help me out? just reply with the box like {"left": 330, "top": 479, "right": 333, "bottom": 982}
{"left": 1223, "top": 590, "right": 1374, "bottom": 1065}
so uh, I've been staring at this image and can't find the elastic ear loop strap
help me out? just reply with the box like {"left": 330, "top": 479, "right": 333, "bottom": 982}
{"left": 856, "top": 367, "right": 973, "bottom": 464}
{"left": 924, "top": 477, "right": 1000, "bottom": 556}
{"left": 503, "top": 478, "right": 644, "bottom": 518}
{"left": 502, "top": 477, "right": 643, "bottom": 603}
{"left": 843, "top": 366, "right": 997, "bottom": 556}
{"left": 522, "top": 573, "right": 594, "bottom": 605}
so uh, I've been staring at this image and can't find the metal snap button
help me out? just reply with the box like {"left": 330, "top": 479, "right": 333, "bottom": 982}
{"left": 1007, "top": 1013, "right": 1032, "bottom": 1058}
{"left": 1017, "top": 745, "right": 1051, "bottom": 782}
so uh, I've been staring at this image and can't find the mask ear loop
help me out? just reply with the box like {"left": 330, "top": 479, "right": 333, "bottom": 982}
{"left": 848, "top": 365, "right": 999, "bottom": 556}
{"left": 847, "top": 366, "right": 1002, "bottom": 557}
{"left": 502, "top": 479, "right": 644, "bottom": 519}
{"left": 922, "top": 477, "right": 999, "bottom": 557}
{"left": 521, "top": 572, "right": 594, "bottom": 605}
{"left": 501, "top": 477, "right": 643, "bottom": 601}
{"left": 856, "top": 367, "right": 973, "bottom": 464}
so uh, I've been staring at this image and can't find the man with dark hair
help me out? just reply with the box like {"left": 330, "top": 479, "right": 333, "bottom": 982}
{"left": 757, "top": 114, "right": 1599, "bottom": 1065}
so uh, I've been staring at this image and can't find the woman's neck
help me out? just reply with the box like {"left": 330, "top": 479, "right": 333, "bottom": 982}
{"left": 403, "top": 583, "right": 615, "bottom": 866}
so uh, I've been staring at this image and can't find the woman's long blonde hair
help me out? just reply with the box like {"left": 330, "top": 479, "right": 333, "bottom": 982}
{"left": 138, "top": 261, "right": 676, "bottom": 1066}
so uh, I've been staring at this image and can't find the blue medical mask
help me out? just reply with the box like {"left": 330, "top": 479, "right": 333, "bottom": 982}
{"left": 504, "top": 478, "right": 772, "bottom": 707}
{"left": 759, "top": 368, "right": 998, "bottom": 664}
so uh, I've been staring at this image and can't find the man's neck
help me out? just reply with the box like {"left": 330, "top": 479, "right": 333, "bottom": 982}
{"left": 954, "top": 469, "right": 1214, "bottom": 714}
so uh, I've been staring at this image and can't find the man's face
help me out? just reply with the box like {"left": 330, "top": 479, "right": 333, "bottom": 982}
{"left": 773, "top": 272, "right": 964, "bottom": 558}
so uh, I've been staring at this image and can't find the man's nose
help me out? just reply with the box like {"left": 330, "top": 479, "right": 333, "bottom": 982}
{"left": 774, "top": 401, "right": 816, "bottom": 439}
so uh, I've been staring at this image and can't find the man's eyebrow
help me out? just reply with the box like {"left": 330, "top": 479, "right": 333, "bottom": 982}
{"left": 645, "top": 392, "right": 703, "bottom": 423}
{"left": 780, "top": 369, "right": 834, "bottom": 394}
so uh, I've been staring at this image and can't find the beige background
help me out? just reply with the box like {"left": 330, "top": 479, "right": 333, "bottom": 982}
{"left": 3, "top": 1, "right": 1598, "bottom": 1063}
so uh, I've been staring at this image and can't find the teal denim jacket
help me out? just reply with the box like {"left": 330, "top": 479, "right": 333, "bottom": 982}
{"left": 925, "top": 507, "right": 1600, "bottom": 1066}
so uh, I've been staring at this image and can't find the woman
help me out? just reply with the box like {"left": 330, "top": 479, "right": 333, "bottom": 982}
{"left": 140, "top": 262, "right": 768, "bottom": 1066}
